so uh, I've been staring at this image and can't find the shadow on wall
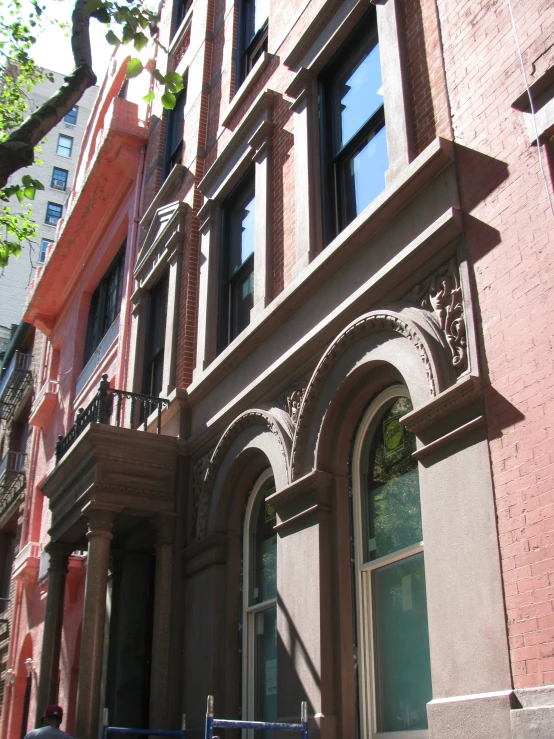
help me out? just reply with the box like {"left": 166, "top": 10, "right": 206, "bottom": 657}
{"left": 277, "top": 595, "right": 320, "bottom": 720}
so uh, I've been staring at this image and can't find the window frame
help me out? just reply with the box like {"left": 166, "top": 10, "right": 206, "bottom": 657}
{"left": 162, "top": 77, "right": 187, "bottom": 181}
{"left": 51, "top": 167, "right": 69, "bottom": 191}
{"left": 45, "top": 202, "right": 63, "bottom": 225}
{"left": 352, "top": 385, "right": 430, "bottom": 739}
{"left": 218, "top": 168, "right": 256, "bottom": 352}
{"left": 39, "top": 239, "right": 54, "bottom": 264}
{"left": 83, "top": 244, "right": 126, "bottom": 367}
{"left": 142, "top": 270, "right": 169, "bottom": 398}
{"left": 173, "top": 0, "right": 193, "bottom": 35}
{"left": 237, "top": 0, "right": 269, "bottom": 89}
{"left": 319, "top": 8, "right": 387, "bottom": 245}
{"left": 242, "top": 468, "right": 277, "bottom": 727}
{"left": 56, "top": 134, "right": 74, "bottom": 157}
{"left": 64, "top": 106, "right": 78, "bottom": 125}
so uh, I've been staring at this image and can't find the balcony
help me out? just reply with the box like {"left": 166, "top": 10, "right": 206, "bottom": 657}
{"left": 12, "top": 542, "right": 41, "bottom": 584}
{"left": 0, "top": 352, "right": 32, "bottom": 421}
{"left": 0, "top": 451, "right": 26, "bottom": 520}
{"left": 44, "top": 376, "right": 178, "bottom": 544}
{"left": 29, "top": 379, "right": 59, "bottom": 430}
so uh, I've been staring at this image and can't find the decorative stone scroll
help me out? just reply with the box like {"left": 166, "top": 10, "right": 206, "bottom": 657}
{"left": 193, "top": 410, "right": 289, "bottom": 540}
{"left": 404, "top": 258, "right": 467, "bottom": 371}
{"left": 276, "top": 376, "right": 309, "bottom": 426}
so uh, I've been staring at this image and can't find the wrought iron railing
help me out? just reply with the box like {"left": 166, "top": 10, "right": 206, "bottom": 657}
{"left": 0, "top": 352, "right": 32, "bottom": 420}
{"left": 55, "top": 375, "right": 170, "bottom": 464}
{"left": 0, "top": 451, "right": 26, "bottom": 518}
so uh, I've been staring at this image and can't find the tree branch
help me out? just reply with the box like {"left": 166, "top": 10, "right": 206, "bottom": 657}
{"left": 0, "top": 0, "right": 97, "bottom": 188}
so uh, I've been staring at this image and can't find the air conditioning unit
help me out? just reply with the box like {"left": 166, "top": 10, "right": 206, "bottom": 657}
{"left": 51, "top": 179, "right": 66, "bottom": 191}
{"left": 46, "top": 216, "right": 59, "bottom": 225}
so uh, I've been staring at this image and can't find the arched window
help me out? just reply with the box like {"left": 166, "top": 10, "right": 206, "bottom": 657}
{"left": 352, "top": 386, "right": 432, "bottom": 738}
{"left": 242, "top": 469, "right": 277, "bottom": 728}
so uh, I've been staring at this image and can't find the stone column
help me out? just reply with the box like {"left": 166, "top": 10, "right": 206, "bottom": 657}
{"left": 149, "top": 513, "right": 176, "bottom": 729}
{"left": 75, "top": 507, "right": 118, "bottom": 739}
{"left": 270, "top": 471, "right": 335, "bottom": 739}
{"left": 35, "top": 543, "right": 71, "bottom": 725}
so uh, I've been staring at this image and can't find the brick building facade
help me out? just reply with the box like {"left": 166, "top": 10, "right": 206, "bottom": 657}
{"left": 1, "top": 0, "right": 554, "bottom": 738}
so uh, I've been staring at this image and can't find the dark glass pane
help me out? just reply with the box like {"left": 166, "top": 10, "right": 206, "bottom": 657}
{"left": 64, "top": 106, "right": 78, "bottom": 125}
{"left": 362, "top": 397, "right": 421, "bottom": 562}
{"left": 372, "top": 553, "right": 432, "bottom": 731}
{"left": 335, "top": 40, "right": 383, "bottom": 150}
{"left": 251, "top": 478, "right": 276, "bottom": 605}
{"left": 230, "top": 263, "right": 254, "bottom": 339}
{"left": 245, "top": 0, "right": 268, "bottom": 46}
{"left": 103, "top": 256, "right": 123, "bottom": 333}
{"left": 339, "top": 122, "right": 387, "bottom": 224}
{"left": 254, "top": 606, "right": 277, "bottom": 728}
{"left": 143, "top": 273, "right": 168, "bottom": 396}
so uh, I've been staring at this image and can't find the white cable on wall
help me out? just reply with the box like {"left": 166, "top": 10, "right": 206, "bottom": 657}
{"left": 506, "top": 0, "right": 554, "bottom": 221}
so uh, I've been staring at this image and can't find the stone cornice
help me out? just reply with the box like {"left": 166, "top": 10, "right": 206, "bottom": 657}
{"left": 198, "top": 89, "right": 278, "bottom": 199}
{"left": 134, "top": 200, "right": 187, "bottom": 287}
{"left": 284, "top": 0, "right": 344, "bottom": 70}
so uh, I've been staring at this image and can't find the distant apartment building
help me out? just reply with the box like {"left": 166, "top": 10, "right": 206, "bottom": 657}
{"left": 0, "top": 69, "right": 97, "bottom": 720}
{"left": 2, "top": 2, "right": 554, "bottom": 739}
{"left": 0, "top": 70, "right": 98, "bottom": 354}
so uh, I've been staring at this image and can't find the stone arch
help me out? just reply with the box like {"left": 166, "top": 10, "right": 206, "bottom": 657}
{"left": 291, "top": 306, "right": 455, "bottom": 479}
{"left": 10, "top": 633, "right": 34, "bottom": 739}
{"left": 193, "top": 409, "right": 291, "bottom": 540}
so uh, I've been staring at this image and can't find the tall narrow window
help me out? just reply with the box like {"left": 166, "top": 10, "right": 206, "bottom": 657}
{"left": 237, "top": 0, "right": 268, "bottom": 87}
{"left": 51, "top": 167, "right": 68, "bottom": 191}
{"left": 173, "top": 0, "right": 192, "bottom": 34}
{"left": 352, "top": 387, "right": 432, "bottom": 739}
{"left": 219, "top": 170, "right": 255, "bottom": 351}
{"left": 243, "top": 470, "right": 277, "bottom": 730}
{"left": 56, "top": 134, "right": 74, "bottom": 157}
{"left": 142, "top": 271, "right": 169, "bottom": 398}
{"left": 45, "top": 202, "right": 63, "bottom": 225}
{"left": 163, "top": 79, "right": 187, "bottom": 181}
{"left": 83, "top": 244, "right": 126, "bottom": 366}
{"left": 64, "top": 106, "right": 78, "bottom": 125}
{"left": 39, "top": 239, "right": 53, "bottom": 264}
{"left": 320, "top": 9, "right": 388, "bottom": 244}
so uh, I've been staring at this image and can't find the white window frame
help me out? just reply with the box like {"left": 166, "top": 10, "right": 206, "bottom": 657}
{"left": 352, "top": 385, "right": 429, "bottom": 739}
{"left": 242, "top": 467, "right": 276, "bottom": 732}
{"left": 57, "top": 134, "right": 74, "bottom": 157}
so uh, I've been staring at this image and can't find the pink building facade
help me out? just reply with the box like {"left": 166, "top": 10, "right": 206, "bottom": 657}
{"left": 1, "top": 0, "right": 554, "bottom": 738}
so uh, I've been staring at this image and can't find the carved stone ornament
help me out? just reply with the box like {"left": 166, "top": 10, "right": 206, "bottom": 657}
{"left": 193, "top": 410, "right": 289, "bottom": 540}
{"left": 276, "top": 377, "right": 309, "bottom": 426}
{"left": 290, "top": 311, "right": 439, "bottom": 479}
{"left": 191, "top": 450, "right": 213, "bottom": 539}
{"left": 404, "top": 258, "right": 467, "bottom": 371}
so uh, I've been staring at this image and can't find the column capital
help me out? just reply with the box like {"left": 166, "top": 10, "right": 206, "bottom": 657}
{"left": 84, "top": 504, "right": 122, "bottom": 541}
{"left": 153, "top": 512, "right": 176, "bottom": 547}
{"left": 45, "top": 542, "right": 72, "bottom": 573}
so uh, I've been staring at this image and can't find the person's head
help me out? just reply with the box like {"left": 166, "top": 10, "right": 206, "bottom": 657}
{"left": 42, "top": 705, "right": 63, "bottom": 729}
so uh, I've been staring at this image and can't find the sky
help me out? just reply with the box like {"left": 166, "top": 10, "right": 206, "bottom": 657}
{"left": 23, "top": 0, "right": 114, "bottom": 81}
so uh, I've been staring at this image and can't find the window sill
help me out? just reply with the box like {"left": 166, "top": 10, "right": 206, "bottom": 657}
{"left": 221, "top": 51, "right": 273, "bottom": 128}
{"left": 190, "top": 137, "right": 455, "bottom": 403}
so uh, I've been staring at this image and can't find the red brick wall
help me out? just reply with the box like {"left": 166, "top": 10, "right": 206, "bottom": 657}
{"left": 437, "top": 0, "right": 554, "bottom": 688}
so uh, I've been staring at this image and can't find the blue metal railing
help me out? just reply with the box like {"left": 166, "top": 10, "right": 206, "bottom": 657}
{"left": 102, "top": 709, "right": 186, "bottom": 739}
{"left": 204, "top": 695, "right": 308, "bottom": 739}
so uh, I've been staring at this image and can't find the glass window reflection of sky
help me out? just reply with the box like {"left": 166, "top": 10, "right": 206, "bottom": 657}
{"left": 239, "top": 195, "right": 255, "bottom": 266}
{"left": 339, "top": 42, "right": 383, "bottom": 149}
{"left": 351, "top": 125, "right": 388, "bottom": 215}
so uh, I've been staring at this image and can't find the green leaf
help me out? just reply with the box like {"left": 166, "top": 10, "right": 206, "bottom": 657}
{"left": 85, "top": 0, "right": 102, "bottom": 12}
{"left": 133, "top": 31, "right": 148, "bottom": 51}
{"left": 152, "top": 68, "right": 165, "bottom": 85}
{"left": 21, "top": 174, "right": 32, "bottom": 187}
{"left": 33, "top": 179, "right": 44, "bottom": 191}
{"left": 126, "top": 58, "right": 143, "bottom": 78}
{"left": 23, "top": 186, "right": 35, "bottom": 200}
{"left": 161, "top": 91, "right": 176, "bottom": 110}
{"left": 165, "top": 72, "right": 184, "bottom": 93}
{"left": 7, "top": 242, "right": 21, "bottom": 257}
{"left": 91, "top": 6, "right": 110, "bottom": 23}
{"left": 15, "top": 188, "right": 24, "bottom": 204}
{"left": 105, "top": 30, "right": 120, "bottom": 46}
{"left": 0, "top": 247, "right": 8, "bottom": 268}
{"left": 143, "top": 91, "right": 155, "bottom": 103}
